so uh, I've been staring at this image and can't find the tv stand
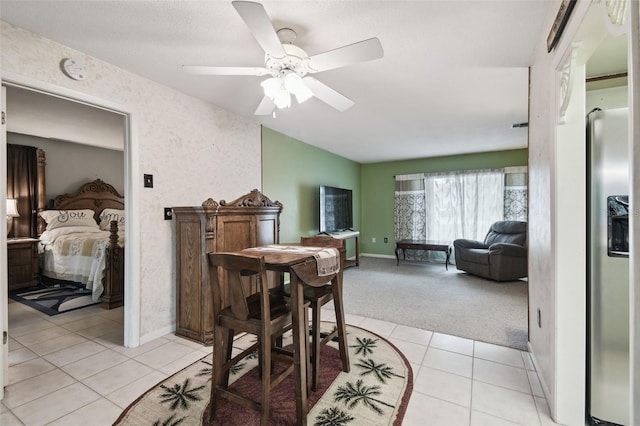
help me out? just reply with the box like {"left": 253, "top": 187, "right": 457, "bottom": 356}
{"left": 325, "top": 230, "right": 360, "bottom": 268}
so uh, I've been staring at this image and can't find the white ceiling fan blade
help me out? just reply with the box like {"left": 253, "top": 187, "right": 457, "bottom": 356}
{"left": 303, "top": 77, "right": 355, "bottom": 112}
{"left": 232, "top": 1, "right": 286, "bottom": 59}
{"left": 254, "top": 96, "right": 276, "bottom": 115}
{"left": 306, "top": 38, "right": 384, "bottom": 73}
{"left": 182, "top": 65, "right": 270, "bottom": 76}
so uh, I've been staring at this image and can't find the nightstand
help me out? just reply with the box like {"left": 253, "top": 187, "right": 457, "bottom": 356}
{"left": 7, "top": 237, "right": 39, "bottom": 291}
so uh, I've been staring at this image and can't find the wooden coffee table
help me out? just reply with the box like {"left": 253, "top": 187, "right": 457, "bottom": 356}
{"left": 395, "top": 239, "right": 452, "bottom": 270}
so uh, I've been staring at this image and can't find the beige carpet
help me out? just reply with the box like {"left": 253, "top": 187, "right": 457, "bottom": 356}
{"left": 114, "top": 323, "right": 413, "bottom": 425}
{"left": 337, "top": 256, "right": 529, "bottom": 350}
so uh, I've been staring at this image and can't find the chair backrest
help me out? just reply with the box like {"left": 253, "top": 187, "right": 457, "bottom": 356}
{"left": 207, "top": 252, "right": 269, "bottom": 321}
{"left": 484, "top": 221, "right": 527, "bottom": 246}
{"left": 300, "top": 236, "right": 346, "bottom": 269}
{"left": 300, "top": 235, "right": 342, "bottom": 247}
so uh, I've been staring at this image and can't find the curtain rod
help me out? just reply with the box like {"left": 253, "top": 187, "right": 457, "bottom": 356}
{"left": 586, "top": 72, "right": 628, "bottom": 83}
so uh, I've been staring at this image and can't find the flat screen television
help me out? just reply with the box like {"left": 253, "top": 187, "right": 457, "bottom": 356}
{"left": 319, "top": 185, "right": 353, "bottom": 233}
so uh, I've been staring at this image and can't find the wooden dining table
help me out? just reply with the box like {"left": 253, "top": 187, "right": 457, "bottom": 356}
{"left": 236, "top": 244, "right": 347, "bottom": 425}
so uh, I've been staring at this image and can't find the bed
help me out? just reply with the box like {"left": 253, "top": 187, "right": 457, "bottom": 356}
{"left": 37, "top": 179, "right": 125, "bottom": 309}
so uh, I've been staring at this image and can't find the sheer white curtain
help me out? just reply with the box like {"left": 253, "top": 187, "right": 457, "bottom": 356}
{"left": 424, "top": 170, "right": 504, "bottom": 243}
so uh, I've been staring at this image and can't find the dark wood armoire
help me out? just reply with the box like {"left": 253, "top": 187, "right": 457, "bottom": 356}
{"left": 173, "top": 189, "right": 282, "bottom": 345}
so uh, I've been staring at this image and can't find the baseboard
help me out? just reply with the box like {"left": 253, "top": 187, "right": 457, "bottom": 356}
{"left": 527, "top": 342, "right": 554, "bottom": 419}
{"left": 140, "top": 323, "right": 175, "bottom": 345}
{"left": 360, "top": 253, "right": 395, "bottom": 259}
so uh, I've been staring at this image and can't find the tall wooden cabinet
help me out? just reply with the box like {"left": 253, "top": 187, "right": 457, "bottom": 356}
{"left": 173, "top": 189, "right": 282, "bottom": 345}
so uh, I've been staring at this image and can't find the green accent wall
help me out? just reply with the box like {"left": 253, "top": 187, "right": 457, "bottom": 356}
{"left": 360, "top": 150, "right": 528, "bottom": 256}
{"left": 262, "top": 125, "right": 527, "bottom": 258}
{"left": 262, "top": 127, "right": 361, "bottom": 253}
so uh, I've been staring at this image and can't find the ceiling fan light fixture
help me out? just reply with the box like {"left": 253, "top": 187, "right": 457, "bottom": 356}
{"left": 283, "top": 71, "right": 313, "bottom": 104}
{"left": 184, "top": 2, "right": 384, "bottom": 115}
{"left": 283, "top": 71, "right": 303, "bottom": 92}
{"left": 262, "top": 72, "right": 311, "bottom": 108}
{"left": 273, "top": 88, "right": 291, "bottom": 109}
{"left": 262, "top": 76, "right": 290, "bottom": 108}
{"left": 294, "top": 90, "right": 312, "bottom": 104}
{"left": 261, "top": 77, "right": 283, "bottom": 99}
{"left": 293, "top": 84, "right": 313, "bottom": 104}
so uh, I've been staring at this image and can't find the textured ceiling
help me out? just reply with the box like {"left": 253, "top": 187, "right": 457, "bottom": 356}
{"left": 0, "top": 1, "right": 582, "bottom": 162}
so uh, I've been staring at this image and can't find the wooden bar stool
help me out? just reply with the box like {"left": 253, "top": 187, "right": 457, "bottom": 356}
{"left": 295, "top": 236, "right": 350, "bottom": 391}
{"left": 207, "top": 252, "right": 306, "bottom": 426}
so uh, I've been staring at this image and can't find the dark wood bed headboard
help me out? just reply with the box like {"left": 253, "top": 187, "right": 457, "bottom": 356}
{"left": 49, "top": 178, "right": 125, "bottom": 225}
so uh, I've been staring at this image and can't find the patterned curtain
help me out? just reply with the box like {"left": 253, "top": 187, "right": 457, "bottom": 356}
{"left": 504, "top": 166, "right": 528, "bottom": 221}
{"left": 394, "top": 174, "right": 425, "bottom": 241}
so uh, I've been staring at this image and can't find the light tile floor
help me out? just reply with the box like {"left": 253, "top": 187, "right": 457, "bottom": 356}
{"left": 1, "top": 299, "right": 559, "bottom": 425}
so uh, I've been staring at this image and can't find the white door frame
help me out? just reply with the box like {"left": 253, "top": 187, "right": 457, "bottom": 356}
{"left": 0, "top": 71, "right": 141, "bottom": 398}
{"left": 1, "top": 86, "right": 8, "bottom": 400}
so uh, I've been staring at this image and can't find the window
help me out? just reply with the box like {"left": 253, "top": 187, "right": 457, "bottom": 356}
{"left": 395, "top": 167, "right": 527, "bottom": 262}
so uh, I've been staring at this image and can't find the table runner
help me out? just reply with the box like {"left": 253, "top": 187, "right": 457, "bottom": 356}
{"left": 244, "top": 244, "right": 340, "bottom": 276}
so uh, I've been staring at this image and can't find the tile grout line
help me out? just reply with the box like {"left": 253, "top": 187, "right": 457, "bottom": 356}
{"left": 469, "top": 342, "right": 475, "bottom": 426}
{"left": 7, "top": 302, "right": 556, "bottom": 426}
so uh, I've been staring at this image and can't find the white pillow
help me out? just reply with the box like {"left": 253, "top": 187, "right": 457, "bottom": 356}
{"left": 40, "top": 209, "right": 99, "bottom": 231}
{"left": 99, "top": 208, "right": 125, "bottom": 231}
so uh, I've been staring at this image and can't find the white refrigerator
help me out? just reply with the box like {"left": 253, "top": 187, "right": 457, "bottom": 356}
{"left": 587, "top": 107, "right": 630, "bottom": 425}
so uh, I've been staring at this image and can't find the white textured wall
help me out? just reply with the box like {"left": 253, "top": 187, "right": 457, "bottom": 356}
{"left": 1, "top": 21, "right": 262, "bottom": 339}
{"left": 554, "top": 61, "right": 587, "bottom": 424}
{"left": 529, "top": 1, "right": 637, "bottom": 424}
{"left": 8, "top": 132, "right": 125, "bottom": 200}
{"left": 586, "top": 85, "right": 628, "bottom": 111}
{"left": 528, "top": 1, "right": 591, "bottom": 423}
{"left": 528, "top": 41, "right": 557, "bottom": 420}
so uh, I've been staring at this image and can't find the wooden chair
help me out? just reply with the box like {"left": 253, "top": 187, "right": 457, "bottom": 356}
{"left": 207, "top": 252, "right": 302, "bottom": 426}
{"left": 295, "top": 236, "right": 350, "bottom": 391}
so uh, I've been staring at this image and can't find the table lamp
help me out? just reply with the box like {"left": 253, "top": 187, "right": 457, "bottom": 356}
{"left": 6, "top": 198, "right": 19, "bottom": 236}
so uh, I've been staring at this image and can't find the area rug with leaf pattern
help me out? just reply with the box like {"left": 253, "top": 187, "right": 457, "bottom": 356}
{"left": 114, "top": 322, "right": 413, "bottom": 425}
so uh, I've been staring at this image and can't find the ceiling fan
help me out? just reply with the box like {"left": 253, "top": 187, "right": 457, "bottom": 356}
{"left": 183, "top": 1, "right": 384, "bottom": 115}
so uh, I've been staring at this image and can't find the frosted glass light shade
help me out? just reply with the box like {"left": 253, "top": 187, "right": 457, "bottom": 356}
{"left": 262, "top": 73, "right": 312, "bottom": 109}
{"left": 283, "top": 72, "right": 303, "bottom": 92}
{"left": 273, "top": 89, "right": 291, "bottom": 109}
{"left": 260, "top": 77, "right": 282, "bottom": 99}
{"left": 284, "top": 72, "right": 313, "bottom": 104}
{"left": 293, "top": 84, "right": 313, "bottom": 103}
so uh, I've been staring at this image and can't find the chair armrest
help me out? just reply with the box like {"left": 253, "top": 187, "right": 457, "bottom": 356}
{"left": 453, "top": 239, "right": 488, "bottom": 250}
{"left": 489, "top": 243, "right": 527, "bottom": 257}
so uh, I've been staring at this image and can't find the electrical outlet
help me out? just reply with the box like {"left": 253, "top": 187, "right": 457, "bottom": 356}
{"left": 144, "top": 174, "right": 154, "bottom": 188}
{"left": 372, "top": 237, "right": 376, "bottom": 243}
{"left": 164, "top": 207, "right": 173, "bottom": 220}
{"left": 384, "top": 237, "right": 388, "bottom": 243}
{"left": 537, "top": 308, "right": 541, "bottom": 327}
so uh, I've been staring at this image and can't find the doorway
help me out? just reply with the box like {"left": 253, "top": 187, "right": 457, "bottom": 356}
{"left": 1, "top": 77, "right": 141, "bottom": 399}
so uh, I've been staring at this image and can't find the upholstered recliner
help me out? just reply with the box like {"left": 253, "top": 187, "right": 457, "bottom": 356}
{"left": 453, "top": 221, "right": 527, "bottom": 281}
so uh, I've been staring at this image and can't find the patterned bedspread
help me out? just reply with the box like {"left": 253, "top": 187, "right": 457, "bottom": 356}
{"left": 40, "top": 229, "right": 124, "bottom": 301}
